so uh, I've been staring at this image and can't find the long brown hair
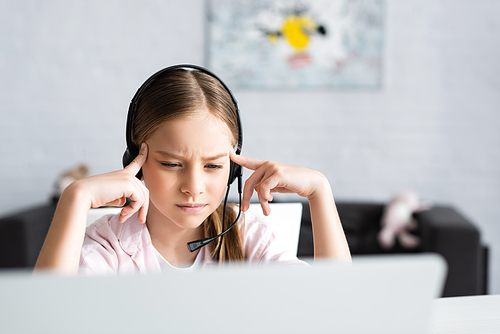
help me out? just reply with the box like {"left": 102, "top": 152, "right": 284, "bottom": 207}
{"left": 132, "top": 68, "right": 244, "bottom": 262}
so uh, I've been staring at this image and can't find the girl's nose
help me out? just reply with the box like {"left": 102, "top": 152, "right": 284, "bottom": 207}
{"left": 180, "top": 167, "right": 205, "bottom": 197}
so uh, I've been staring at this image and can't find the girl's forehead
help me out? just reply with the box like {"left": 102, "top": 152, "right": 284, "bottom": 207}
{"left": 169, "top": 110, "right": 231, "bottom": 133}
{"left": 148, "top": 111, "right": 233, "bottom": 153}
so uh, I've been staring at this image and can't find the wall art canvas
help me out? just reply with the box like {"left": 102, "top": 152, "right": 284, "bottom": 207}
{"left": 206, "top": 0, "right": 385, "bottom": 89}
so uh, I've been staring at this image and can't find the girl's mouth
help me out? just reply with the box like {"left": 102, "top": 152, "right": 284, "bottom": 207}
{"left": 176, "top": 203, "right": 207, "bottom": 214}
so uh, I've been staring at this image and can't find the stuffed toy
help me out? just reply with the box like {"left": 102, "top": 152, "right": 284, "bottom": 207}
{"left": 52, "top": 164, "right": 89, "bottom": 202}
{"left": 378, "top": 190, "right": 431, "bottom": 249}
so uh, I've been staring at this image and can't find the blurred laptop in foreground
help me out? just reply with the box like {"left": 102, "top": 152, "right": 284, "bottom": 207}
{"left": 0, "top": 253, "right": 446, "bottom": 334}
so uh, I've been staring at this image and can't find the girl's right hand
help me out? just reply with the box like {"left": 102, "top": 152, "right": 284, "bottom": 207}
{"left": 71, "top": 143, "right": 150, "bottom": 224}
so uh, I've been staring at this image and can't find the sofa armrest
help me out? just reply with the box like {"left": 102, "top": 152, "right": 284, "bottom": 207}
{"left": 0, "top": 203, "right": 56, "bottom": 269}
{"left": 417, "top": 206, "right": 484, "bottom": 296}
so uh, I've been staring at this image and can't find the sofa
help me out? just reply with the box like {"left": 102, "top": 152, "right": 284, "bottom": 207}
{"left": 0, "top": 200, "right": 488, "bottom": 297}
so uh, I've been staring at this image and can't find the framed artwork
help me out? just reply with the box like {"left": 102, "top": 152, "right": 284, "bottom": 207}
{"left": 206, "top": 0, "right": 385, "bottom": 89}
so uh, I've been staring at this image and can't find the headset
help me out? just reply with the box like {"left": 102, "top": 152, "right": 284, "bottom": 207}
{"left": 122, "top": 64, "right": 243, "bottom": 258}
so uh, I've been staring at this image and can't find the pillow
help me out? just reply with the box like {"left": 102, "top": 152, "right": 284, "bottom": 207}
{"left": 248, "top": 202, "right": 302, "bottom": 255}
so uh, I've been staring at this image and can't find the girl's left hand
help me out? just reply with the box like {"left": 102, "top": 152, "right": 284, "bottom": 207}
{"left": 230, "top": 149, "right": 327, "bottom": 216}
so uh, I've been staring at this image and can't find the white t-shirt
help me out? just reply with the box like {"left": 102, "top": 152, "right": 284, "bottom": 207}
{"left": 153, "top": 246, "right": 204, "bottom": 272}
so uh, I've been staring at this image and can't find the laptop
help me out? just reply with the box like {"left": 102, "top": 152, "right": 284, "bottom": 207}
{"left": 0, "top": 254, "right": 446, "bottom": 334}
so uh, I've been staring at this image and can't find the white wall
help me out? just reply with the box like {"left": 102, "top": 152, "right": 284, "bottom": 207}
{"left": 1, "top": 0, "right": 499, "bottom": 293}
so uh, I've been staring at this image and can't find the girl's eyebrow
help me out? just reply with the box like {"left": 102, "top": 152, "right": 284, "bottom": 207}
{"left": 155, "top": 151, "right": 228, "bottom": 161}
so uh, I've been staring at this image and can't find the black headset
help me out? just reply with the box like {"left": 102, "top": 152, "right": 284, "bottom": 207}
{"left": 123, "top": 64, "right": 243, "bottom": 256}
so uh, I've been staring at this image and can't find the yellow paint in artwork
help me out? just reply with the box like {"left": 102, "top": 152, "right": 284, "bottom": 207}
{"left": 267, "top": 32, "right": 280, "bottom": 45}
{"left": 282, "top": 15, "right": 317, "bottom": 50}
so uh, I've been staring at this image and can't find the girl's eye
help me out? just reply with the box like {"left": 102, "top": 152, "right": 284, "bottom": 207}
{"left": 161, "top": 163, "right": 181, "bottom": 168}
{"left": 206, "top": 164, "right": 223, "bottom": 170}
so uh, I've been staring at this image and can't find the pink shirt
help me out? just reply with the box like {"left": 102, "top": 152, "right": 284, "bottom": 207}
{"left": 79, "top": 210, "right": 307, "bottom": 275}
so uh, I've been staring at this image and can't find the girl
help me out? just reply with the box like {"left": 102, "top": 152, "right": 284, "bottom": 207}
{"left": 35, "top": 65, "right": 351, "bottom": 275}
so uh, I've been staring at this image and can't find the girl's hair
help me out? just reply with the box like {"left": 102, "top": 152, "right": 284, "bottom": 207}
{"left": 132, "top": 68, "right": 244, "bottom": 262}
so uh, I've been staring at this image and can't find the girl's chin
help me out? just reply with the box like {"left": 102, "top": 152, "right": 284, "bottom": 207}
{"left": 149, "top": 203, "right": 217, "bottom": 229}
{"left": 170, "top": 211, "right": 213, "bottom": 230}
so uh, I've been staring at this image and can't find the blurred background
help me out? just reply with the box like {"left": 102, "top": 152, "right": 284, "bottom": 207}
{"left": 0, "top": 0, "right": 498, "bottom": 293}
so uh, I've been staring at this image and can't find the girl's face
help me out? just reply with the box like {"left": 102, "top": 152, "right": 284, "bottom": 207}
{"left": 141, "top": 110, "right": 233, "bottom": 230}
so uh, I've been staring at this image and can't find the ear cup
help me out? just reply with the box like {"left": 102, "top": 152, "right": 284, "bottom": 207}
{"left": 122, "top": 148, "right": 134, "bottom": 168}
{"left": 123, "top": 99, "right": 143, "bottom": 179}
{"left": 122, "top": 147, "right": 143, "bottom": 179}
{"left": 228, "top": 161, "right": 242, "bottom": 186}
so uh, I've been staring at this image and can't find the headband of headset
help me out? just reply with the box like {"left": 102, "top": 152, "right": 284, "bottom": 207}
{"left": 122, "top": 64, "right": 242, "bottom": 184}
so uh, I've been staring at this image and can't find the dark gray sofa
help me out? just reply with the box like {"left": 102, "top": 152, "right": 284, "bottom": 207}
{"left": 0, "top": 200, "right": 488, "bottom": 297}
